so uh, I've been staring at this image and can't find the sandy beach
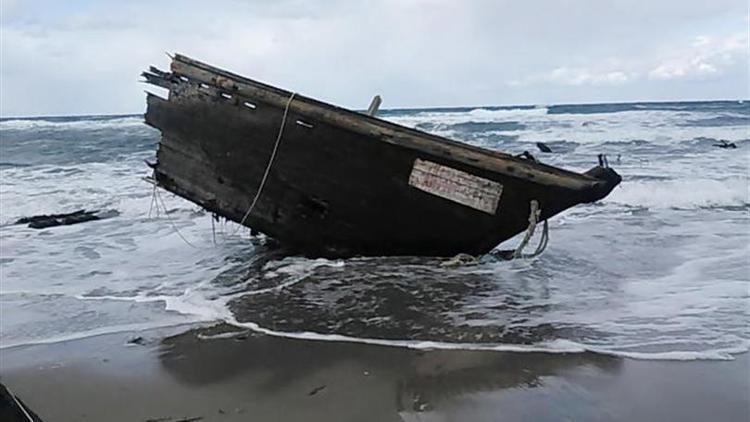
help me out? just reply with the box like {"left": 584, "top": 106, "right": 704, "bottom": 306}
{"left": 1, "top": 324, "right": 747, "bottom": 422}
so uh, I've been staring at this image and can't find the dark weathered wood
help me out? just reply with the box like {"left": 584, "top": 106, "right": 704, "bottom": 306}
{"left": 713, "top": 140, "right": 737, "bottom": 148}
{"left": 141, "top": 71, "right": 172, "bottom": 89}
{"left": 168, "top": 55, "right": 603, "bottom": 191}
{"left": 0, "top": 382, "right": 45, "bottom": 422}
{"left": 144, "top": 55, "right": 621, "bottom": 257}
{"left": 367, "top": 95, "right": 382, "bottom": 116}
{"left": 536, "top": 142, "right": 553, "bottom": 153}
{"left": 15, "top": 209, "right": 118, "bottom": 229}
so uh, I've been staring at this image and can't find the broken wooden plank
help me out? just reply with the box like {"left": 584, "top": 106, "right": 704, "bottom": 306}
{"left": 367, "top": 95, "right": 382, "bottom": 116}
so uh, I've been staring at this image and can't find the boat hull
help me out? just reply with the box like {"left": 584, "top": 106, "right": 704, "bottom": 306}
{"left": 144, "top": 55, "right": 621, "bottom": 257}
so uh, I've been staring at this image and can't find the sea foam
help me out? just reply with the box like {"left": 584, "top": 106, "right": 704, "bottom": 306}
{"left": 605, "top": 178, "right": 749, "bottom": 209}
{"left": 0, "top": 116, "right": 144, "bottom": 131}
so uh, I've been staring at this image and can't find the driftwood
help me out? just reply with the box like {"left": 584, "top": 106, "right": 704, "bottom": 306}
{"left": 15, "top": 209, "right": 119, "bottom": 229}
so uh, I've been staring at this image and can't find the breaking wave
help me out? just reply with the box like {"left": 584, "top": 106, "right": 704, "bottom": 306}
{"left": 679, "top": 115, "right": 750, "bottom": 127}
{"left": 387, "top": 106, "right": 549, "bottom": 129}
{"left": 0, "top": 115, "right": 144, "bottom": 131}
{"left": 548, "top": 100, "right": 749, "bottom": 115}
{"left": 10, "top": 287, "right": 745, "bottom": 361}
{"left": 605, "top": 178, "right": 750, "bottom": 210}
{"left": 3, "top": 249, "right": 748, "bottom": 362}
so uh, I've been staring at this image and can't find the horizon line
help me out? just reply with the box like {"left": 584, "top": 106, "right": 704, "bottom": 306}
{"left": 1, "top": 98, "right": 746, "bottom": 120}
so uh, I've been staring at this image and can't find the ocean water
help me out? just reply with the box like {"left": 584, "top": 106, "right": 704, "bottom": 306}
{"left": 1, "top": 101, "right": 748, "bottom": 360}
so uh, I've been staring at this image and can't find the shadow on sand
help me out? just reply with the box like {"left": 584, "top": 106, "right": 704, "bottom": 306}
{"left": 159, "top": 324, "right": 622, "bottom": 420}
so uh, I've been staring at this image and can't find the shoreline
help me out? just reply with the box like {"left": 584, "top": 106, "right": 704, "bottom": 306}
{"left": 2, "top": 323, "right": 748, "bottom": 422}
{"left": 4, "top": 319, "right": 746, "bottom": 361}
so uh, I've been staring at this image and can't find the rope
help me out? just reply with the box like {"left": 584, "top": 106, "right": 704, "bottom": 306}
{"left": 512, "top": 200, "right": 540, "bottom": 258}
{"left": 231, "top": 91, "right": 297, "bottom": 235}
{"left": 440, "top": 253, "right": 478, "bottom": 267}
{"left": 512, "top": 199, "right": 549, "bottom": 259}
{"left": 154, "top": 185, "right": 199, "bottom": 249}
{"left": 531, "top": 220, "right": 549, "bottom": 256}
{"left": 442, "top": 200, "right": 550, "bottom": 265}
{"left": 148, "top": 179, "right": 159, "bottom": 218}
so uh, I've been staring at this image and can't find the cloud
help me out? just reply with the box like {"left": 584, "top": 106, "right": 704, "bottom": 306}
{"left": 508, "top": 32, "right": 748, "bottom": 88}
{"left": 510, "top": 67, "right": 636, "bottom": 87}
{"left": 0, "top": 0, "right": 747, "bottom": 116}
{"left": 648, "top": 33, "right": 749, "bottom": 80}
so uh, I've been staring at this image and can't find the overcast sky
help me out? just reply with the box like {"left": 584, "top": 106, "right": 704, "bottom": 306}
{"left": 1, "top": 0, "right": 748, "bottom": 117}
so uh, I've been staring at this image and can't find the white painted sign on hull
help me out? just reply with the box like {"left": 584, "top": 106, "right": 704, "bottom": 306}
{"left": 408, "top": 159, "right": 503, "bottom": 214}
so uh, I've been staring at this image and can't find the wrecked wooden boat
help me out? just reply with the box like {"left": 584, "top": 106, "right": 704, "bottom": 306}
{"left": 142, "top": 54, "right": 621, "bottom": 257}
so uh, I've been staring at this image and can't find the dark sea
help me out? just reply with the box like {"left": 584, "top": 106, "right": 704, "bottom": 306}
{"left": 1, "top": 100, "right": 748, "bottom": 360}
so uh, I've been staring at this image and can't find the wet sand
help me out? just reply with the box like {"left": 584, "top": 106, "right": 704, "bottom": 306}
{"left": 1, "top": 324, "right": 748, "bottom": 422}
